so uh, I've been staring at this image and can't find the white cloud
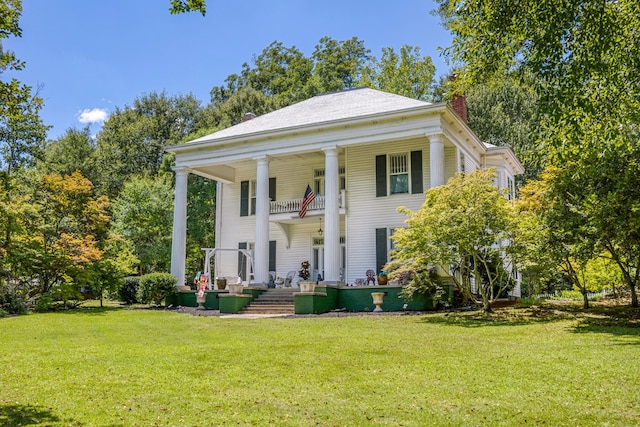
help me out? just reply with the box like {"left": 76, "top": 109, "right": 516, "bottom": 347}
{"left": 77, "top": 108, "right": 108, "bottom": 124}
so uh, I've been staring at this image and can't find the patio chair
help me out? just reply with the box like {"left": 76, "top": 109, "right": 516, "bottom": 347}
{"left": 365, "top": 269, "right": 376, "bottom": 285}
{"left": 284, "top": 270, "right": 297, "bottom": 287}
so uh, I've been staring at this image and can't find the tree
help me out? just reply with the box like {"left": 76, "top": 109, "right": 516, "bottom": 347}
{"left": 169, "top": 0, "right": 205, "bottom": 15}
{"left": 111, "top": 175, "right": 174, "bottom": 275}
{"left": 13, "top": 171, "right": 110, "bottom": 298}
{"left": 310, "top": 36, "right": 371, "bottom": 93}
{"left": 436, "top": 0, "right": 640, "bottom": 307}
{"left": 93, "top": 91, "right": 203, "bottom": 198}
{"left": 361, "top": 45, "right": 435, "bottom": 101}
{"left": 39, "top": 126, "right": 95, "bottom": 181}
{"left": 390, "top": 169, "right": 518, "bottom": 311}
{"left": 516, "top": 165, "right": 628, "bottom": 309}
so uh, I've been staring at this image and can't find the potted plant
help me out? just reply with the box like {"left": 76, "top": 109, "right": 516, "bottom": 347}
{"left": 298, "top": 261, "right": 315, "bottom": 292}
{"left": 377, "top": 271, "right": 388, "bottom": 286}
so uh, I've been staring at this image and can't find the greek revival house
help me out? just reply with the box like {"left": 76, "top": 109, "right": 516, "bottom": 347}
{"left": 166, "top": 88, "right": 523, "bottom": 292}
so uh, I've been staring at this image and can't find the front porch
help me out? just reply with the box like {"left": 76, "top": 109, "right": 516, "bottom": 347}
{"left": 169, "top": 283, "right": 452, "bottom": 314}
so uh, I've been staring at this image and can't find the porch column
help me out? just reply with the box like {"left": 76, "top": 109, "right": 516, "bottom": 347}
{"left": 429, "top": 134, "right": 446, "bottom": 187}
{"left": 322, "top": 147, "right": 340, "bottom": 282}
{"left": 254, "top": 155, "right": 270, "bottom": 285}
{"left": 170, "top": 166, "right": 190, "bottom": 287}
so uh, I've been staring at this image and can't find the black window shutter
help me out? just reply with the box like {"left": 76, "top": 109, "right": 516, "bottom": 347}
{"left": 238, "top": 242, "right": 247, "bottom": 280}
{"left": 269, "top": 240, "right": 276, "bottom": 272}
{"left": 269, "top": 177, "right": 276, "bottom": 201}
{"left": 411, "top": 150, "right": 423, "bottom": 194}
{"left": 240, "top": 181, "right": 249, "bottom": 217}
{"left": 375, "top": 155, "right": 387, "bottom": 197}
{"left": 375, "top": 228, "right": 387, "bottom": 273}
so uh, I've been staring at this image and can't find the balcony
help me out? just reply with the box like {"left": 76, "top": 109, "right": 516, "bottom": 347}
{"left": 269, "top": 190, "right": 346, "bottom": 217}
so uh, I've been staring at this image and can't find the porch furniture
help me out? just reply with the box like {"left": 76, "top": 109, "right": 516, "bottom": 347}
{"left": 284, "top": 270, "right": 297, "bottom": 287}
{"left": 365, "top": 270, "right": 376, "bottom": 285}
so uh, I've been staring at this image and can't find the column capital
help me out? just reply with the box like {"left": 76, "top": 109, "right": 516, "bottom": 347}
{"left": 172, "top": 166, "right": 191, "bottom": 175}
{"left": 321, "top": 146, "right": 340, "bottom": 155}
{"left": 252, "top": 155, "right": 272, "bottom": 164}
{"left": 425, "top": 132, "right": 445, "bottom": 142}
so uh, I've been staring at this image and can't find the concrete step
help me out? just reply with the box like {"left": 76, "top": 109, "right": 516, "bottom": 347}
{"left": 242, "top": 303, "right": 294, "bottom": 314}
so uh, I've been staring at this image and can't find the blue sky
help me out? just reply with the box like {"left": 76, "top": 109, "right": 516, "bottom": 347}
{"left": 8, "top": 0, "right": 453, "bottom": 140}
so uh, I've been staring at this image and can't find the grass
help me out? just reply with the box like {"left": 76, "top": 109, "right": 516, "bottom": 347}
{"left": 1, "top": 302, "right": 639, "bottom": 426}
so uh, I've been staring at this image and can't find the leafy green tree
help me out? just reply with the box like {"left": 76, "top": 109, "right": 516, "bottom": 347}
{"left": 310, "top": 36, "right": 371, "bottom": 93}
{"left": 169, "top": 0, "right": 206, "bottom": 15}
{"left": 361, "top": 45, "right": 435, "bottom": 101}
{"left": 518, "top": 166, "right": 605, "bottom": 309}
{"left": 39, "top": 126, "right": 96, "bottom": 181}
{"left": 88, "top": 234, "right": 138, "bottom": 307}
{"left": 111, "top": 175, "right": 174, "bottom": 275}
{"left": 436, "top": 0, "right": 640, "bottom": 307}
{"left": 13, "top": 171, "right": 110, "bottom": 297}
{"left": 93, "top": 91, "right": 204, "bottom": 198}
{"left": 391, "top": 169, "right": 518, "bottom": 311}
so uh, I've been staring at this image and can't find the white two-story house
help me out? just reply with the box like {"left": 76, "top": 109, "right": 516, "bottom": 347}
{"left": 166, "top": 87, "right": 523, "bottom": 289}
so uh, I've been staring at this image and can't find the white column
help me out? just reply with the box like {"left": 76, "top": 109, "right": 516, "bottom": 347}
{"left": 429, "top": 134, "right": 446, "bottom": 187}
{"left": 318, "top": 246, "right": 325, "bottom": 281}
{"left": 254, "top": 156, "right": 270, "bottom": 285}
{"left": 322, "top": 147, "right": 340, "bottom": 282}
{"left": 170, "top": 167, "right": 190, "bottom": 287}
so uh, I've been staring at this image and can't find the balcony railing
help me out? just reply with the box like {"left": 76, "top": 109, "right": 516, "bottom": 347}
{"left": 269, "top": 190, "right": 345, "bottom": 215}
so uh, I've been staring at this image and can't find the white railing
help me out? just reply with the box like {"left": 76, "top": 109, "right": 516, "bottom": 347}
{"left": 269, "top": 190, "right": 345, "bottom": 215}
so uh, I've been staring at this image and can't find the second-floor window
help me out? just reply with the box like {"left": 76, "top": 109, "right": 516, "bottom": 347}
{"left": 389, "top": 153, "right": 409, "bottom": 194}
{"left": 376, "top": 151, "right": 423, "bottom": 197}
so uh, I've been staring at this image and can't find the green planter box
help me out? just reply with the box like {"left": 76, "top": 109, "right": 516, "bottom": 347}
{"left": 219, "top": 294, "right": 252, "bottom": 314}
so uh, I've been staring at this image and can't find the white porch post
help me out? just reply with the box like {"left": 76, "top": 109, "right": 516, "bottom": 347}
{"left": 429, "top": 134, "right": 446, "bottom": 187}
{"left": 254, "top": 156, "right": 270, "bottom": 285}
{"left": 322, "top": 147, "right": 340, "bottom": 282}
{"left": 170, "top": 167, "right": 189, "bottom": 287}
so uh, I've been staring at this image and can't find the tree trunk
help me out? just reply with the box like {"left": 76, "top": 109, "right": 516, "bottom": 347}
{"left": 482, "top": 298, "right": 492, "bottom": 312}
{"left": 582, "top": 291, "right": 589, "bottom": 309}
{"left": 631, "top": 285, "right": 638, "bottom": 308}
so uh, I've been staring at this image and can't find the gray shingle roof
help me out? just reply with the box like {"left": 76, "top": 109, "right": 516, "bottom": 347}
{"left": 191, "top": 87, "right": 431, "bottom": 143}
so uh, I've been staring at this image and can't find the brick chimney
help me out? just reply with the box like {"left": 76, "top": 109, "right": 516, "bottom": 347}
{"left": 448, "top": 75, "right": 468, "bottom": 123}
{"left": 241, "top": 112, "right": 257, "bottom": 122}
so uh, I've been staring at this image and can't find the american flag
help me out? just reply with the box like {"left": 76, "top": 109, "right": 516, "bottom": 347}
{"left": 298, "top": 184, "right": 316, "bottom": 218}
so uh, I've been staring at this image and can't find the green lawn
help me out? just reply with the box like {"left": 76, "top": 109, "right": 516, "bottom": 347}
{"left": 1, "top": 306, "right": 638, "bottom": 426}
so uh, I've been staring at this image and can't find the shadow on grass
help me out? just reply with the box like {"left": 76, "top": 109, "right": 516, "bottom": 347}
{"left": 415, "top": 301, "right": 640, "bottom": 338}
{"left": 51, "top": 305, "right": 125, "bottom": 316}
{"left": 0, "top": 404, "right": 69, "bottom": 426}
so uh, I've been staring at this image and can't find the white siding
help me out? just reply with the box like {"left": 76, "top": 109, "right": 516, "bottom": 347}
{"left": 344, "top": 138, "right": 436, "bottom": 284}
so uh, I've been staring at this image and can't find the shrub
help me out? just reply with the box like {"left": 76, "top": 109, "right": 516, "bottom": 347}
{"left": 515, "top": 296, "right": 544, "bottom": 308}
{"left": 35, "top": 293, "right": 54, "bottom": 312}
{"left": 137, "top": 273, "right": 177, "bottom": 305}
{"left": 0, "top": 282, "right": 29, "bottom": 315}
{"left": 399, "top": 268, "right": 446, "bottom": 307}
{"left": 118, "top": 276, "right": 140, "bottom": 304}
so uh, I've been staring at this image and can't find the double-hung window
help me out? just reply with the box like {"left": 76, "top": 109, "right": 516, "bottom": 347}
{"left": 389, "top": 153, "right": 409, "bottom": 194}
{"left": 376, "top": 151, "right": 423, "bottom": 197}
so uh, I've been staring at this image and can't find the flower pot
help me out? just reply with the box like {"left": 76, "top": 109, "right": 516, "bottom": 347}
{"left": 228, "top": 283, "right": 244, "bottom": 294}
{"left": 216, "top": 278, "right": 227, "bottom": 290}
{"left": 299, "top": 282, "right": 315, "bottom": 293}
{"left": 377, "top": 275, "right": 388, "bottom": 286}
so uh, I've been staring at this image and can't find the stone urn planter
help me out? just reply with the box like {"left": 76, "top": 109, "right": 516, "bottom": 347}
{"left": 371, "top": 292, "right": 385, "bottom": 312}
{"left": 299, "top": 282, "right": 316, "bottom": 293}
{"left": 196, "top": 293, "right": 206, "bottom": 309}
{"left": 228, "top": 283, "right": 244, "bottom": 294}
